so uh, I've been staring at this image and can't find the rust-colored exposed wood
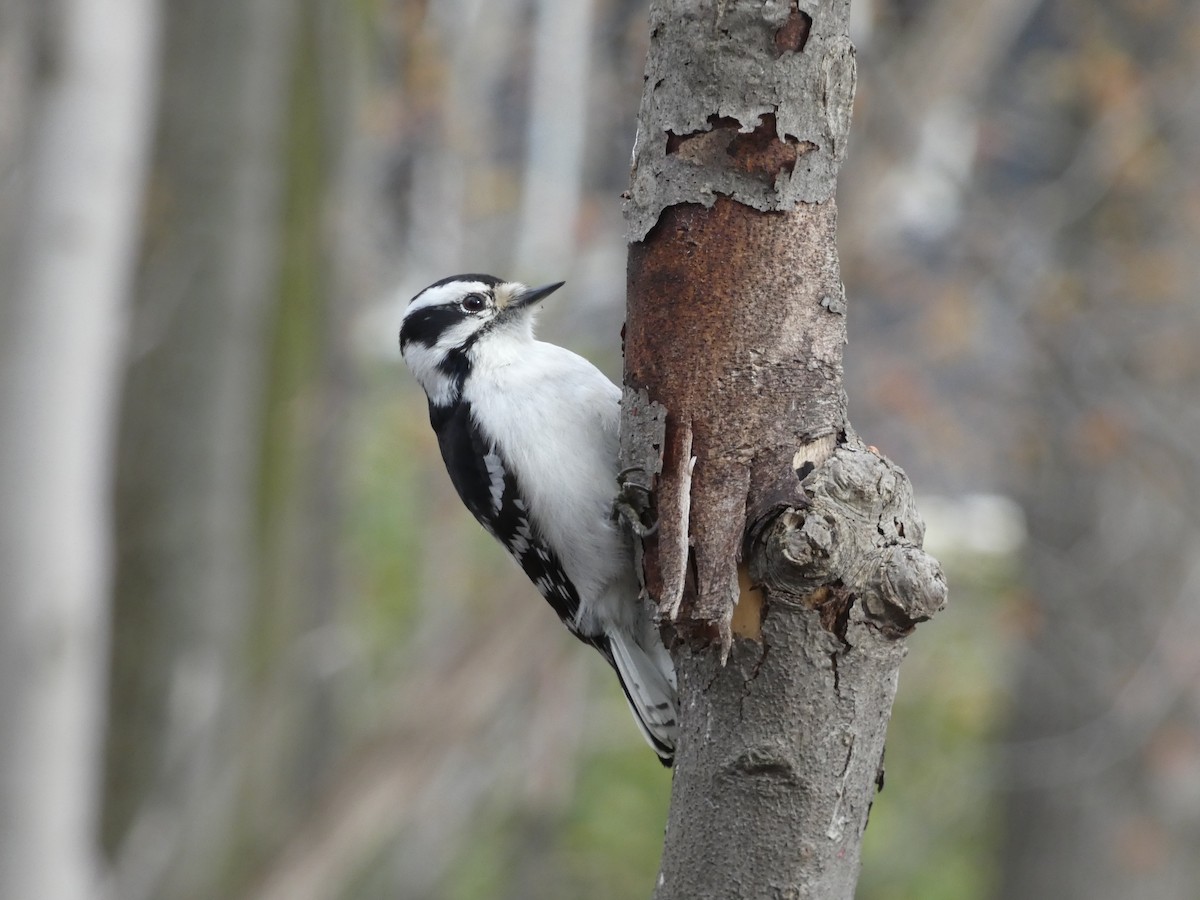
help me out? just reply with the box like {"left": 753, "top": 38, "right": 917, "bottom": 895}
{"left": 626, "top": 197, "right": 847, "bottom": 648}
{"left": 774, "top": 3, "right": 813, "bottom": 57}
{"left": 667, "top": 114, "right": 816, "bottom": 182}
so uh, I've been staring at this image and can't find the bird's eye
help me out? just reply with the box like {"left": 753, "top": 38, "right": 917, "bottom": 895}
{"left": 461, "top": 293, "right": 487, "bottom": 313}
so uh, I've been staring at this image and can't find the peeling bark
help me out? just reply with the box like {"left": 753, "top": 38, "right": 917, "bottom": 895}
{"left": 620, "top": 1, "right": 946, "bottom": 896}
{"left": 624, "top": 0, "right": 856, "bottom": 242}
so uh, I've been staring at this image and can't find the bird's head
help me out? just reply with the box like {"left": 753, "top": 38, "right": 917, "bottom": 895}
{"left": 399, "top": 274, "right": 564, "bottom": 405}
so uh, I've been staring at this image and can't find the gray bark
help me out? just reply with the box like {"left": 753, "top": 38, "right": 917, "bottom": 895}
{"left": 624, "top": 0, "right": 855, "bottom": 244}
{"left": 621, "top": 2, "right": 946, "bottom": 897}
{"left": 0, "top": 0, "right": 158, "bottom": 897}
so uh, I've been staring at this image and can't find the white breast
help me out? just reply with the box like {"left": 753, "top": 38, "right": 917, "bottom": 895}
{"left": 463, "top": 339, "right": 636, "bottom": 631}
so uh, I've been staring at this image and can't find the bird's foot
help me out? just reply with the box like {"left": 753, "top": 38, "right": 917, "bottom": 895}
{"left": 613, "top": 467, "right": 658, "bottom": 537}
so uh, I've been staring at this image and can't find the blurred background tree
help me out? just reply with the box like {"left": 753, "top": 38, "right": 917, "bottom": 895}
{"left": 2, "top": 0, "right": 1198, "bottom": 898}
{"left": 1, "top": 1, "right": 157, "bottom": 897}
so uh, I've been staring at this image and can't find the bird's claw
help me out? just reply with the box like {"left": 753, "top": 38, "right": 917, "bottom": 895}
{"left": 613, "top": 467, "right": 658, "bottom": 537}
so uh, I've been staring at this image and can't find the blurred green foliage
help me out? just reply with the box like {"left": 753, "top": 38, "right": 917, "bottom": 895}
{"left": 345, "top": 366, "right": 432, "bottom": 662}
{"left": 858, "top": 552, "right": 1020, "bottom": 900}
{"left": 442, "top": 699, "right": 672, "bottom": 900}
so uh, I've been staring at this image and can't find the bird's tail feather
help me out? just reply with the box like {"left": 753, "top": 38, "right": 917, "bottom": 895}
{"left": 607, "top": 630, "right": 678, "bottom": 766}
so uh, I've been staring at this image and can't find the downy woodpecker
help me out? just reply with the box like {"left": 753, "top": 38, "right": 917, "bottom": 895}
{"left": 399, "top": 274, "right": 678, "bottom": 764}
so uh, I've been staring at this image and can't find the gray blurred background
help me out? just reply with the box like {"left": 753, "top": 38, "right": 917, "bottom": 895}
{"left": 3, "top": 0, "right": 1200, "bottom": 897}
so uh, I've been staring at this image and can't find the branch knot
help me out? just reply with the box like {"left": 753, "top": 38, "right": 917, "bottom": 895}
{"left": 749, "top": 441, "right": 946, "bottom": 642}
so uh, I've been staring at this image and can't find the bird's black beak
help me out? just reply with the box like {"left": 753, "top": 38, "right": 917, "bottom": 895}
{"left": 509, "top": 281, "right": 565, "bottom": 310}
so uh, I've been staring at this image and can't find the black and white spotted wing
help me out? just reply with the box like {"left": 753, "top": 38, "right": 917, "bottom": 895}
{"left": 429, "top": 396, "right": 676, "bottom": 766}
{"left": 430, "top": 399, "right": 582, "bottom": 629}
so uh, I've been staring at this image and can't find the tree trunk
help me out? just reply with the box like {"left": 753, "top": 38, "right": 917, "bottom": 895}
{"left": 100, "top": 1, "right": 300, "bottom": 896}
{"left": 621, "top": 3, "right": 946, "bottom": 897}
{"left": 0, "top": 0, "right": 158, "bottom": 897}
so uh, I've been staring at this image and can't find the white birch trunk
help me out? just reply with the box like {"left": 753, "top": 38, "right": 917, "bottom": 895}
{"left": 514, "top": 0, "right": 593, "bottom": 272}
{"left": 0, "top": 0, "right": 158, "bottom": 897}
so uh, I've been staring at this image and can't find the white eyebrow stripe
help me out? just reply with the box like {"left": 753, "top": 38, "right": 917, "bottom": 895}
{"left": 406, "top": 281, "right": 494, "bottom": 315}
